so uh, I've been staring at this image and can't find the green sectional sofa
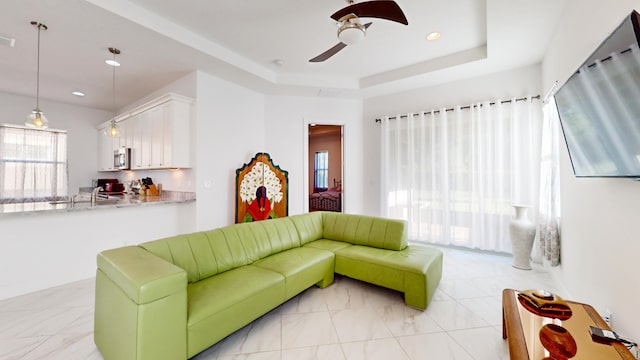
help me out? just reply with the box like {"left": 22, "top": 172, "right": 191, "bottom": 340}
{"left": 94, "top": 212, "right": 443, "bottom": 360}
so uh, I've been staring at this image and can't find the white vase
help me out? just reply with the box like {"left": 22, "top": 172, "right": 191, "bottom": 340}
{"left": 509, "top": 205, "right": 536, "bottom": 270}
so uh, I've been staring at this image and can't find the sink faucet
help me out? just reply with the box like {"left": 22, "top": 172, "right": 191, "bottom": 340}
{"left": 91, "top": 187, "right": 103, "bottom": 206}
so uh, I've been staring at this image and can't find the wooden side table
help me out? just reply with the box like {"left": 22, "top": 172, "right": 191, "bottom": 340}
{"left": 502, "top": 288, "right": 635, "bottom": 359}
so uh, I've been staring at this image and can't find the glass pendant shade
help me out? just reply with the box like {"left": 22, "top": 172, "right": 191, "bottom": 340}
{"left": 109, "top": 120, "right": 119, "bottom": 137}
{"left": 25, "top": 109, "right": 49, "bottom": 129}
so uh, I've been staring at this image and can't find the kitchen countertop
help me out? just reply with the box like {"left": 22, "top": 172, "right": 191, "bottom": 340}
{"left": 0, "top": 191, "right": 196, "bottom": 217}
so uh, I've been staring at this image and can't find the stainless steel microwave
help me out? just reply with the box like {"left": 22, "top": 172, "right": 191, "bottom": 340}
{"left": 114, "top": 148, "right": 131, "bottom": 170}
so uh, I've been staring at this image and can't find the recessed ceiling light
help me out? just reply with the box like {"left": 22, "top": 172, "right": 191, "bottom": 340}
{"left": 105, "top": 59, "right": 120, "bottom": 67}
{"left": 71, "top": 91, "right": 85, "bottom": 97}
{"left": 426, "top": 31, "right": 441, "bottom": 41}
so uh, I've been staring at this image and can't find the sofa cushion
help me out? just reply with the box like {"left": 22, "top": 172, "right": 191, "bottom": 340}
{"left": 140, "top": 230, "right": 249, "bottom": 284}
{"left": 322, "top": 212, "right": 408, "bottom": 250}
{"left": 140, "top": 218, "right": 301, "bottom": 283}
{"left": 335, "top": 245, "right": 439, "bottom": 276}
{"left": 253, "top": 247, "right": 334, "bottom": 299}
{"left": 303, "top": 239, "right": 352, "bottom": 252}
{"left": 258, "top": 217, "right": 302, "bottom": 253}
{"left": 186, "top": 265, "right": 285, "bottom": 357}
{"left": 334, "top": 245, "right": 443, "bottom": 310}
{"left": 289, "top": 212, "right": 324, "bottom": 245}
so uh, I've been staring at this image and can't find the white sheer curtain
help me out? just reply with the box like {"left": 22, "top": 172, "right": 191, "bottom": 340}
{"left": 537, "top": 97, "right": 562, "bottom": 265}
{"left": 0, "top": 125, "right": 68, "bottom": 203}
{"left": 381, "top": 98, "right": 542, "bottom": 252}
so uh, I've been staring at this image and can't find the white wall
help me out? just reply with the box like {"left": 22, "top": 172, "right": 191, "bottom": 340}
{"left": 195, "top": 72, "right": 266, "bottom": 230}
{"left": 117, "top": 72, "right": 197, "bottom": 112}
{"left": 362, "top": 65, "right": 542, "bottom": 215}
{"left": 542, "top": 0, "right": 640, "bottom": 341}
{"left": 265, "top": 96, "right": 363, "bottom": 215}
{"left": 0, "top": 91, "right": 111, "bottom": 193}
{"left": 118, "top": 168, "right": 195, "bottom": 193}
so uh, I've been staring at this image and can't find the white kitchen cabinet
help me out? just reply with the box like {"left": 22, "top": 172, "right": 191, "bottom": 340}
{"left": 157, "top": 98, "right": 191, "bottom": 168}
{"left": 139, "top": 111, "right": 152, "bottom": 168}
{"left": 135, "top": 95, "right": 191, "bottom": 169}
{"left": 118, "top": 120, "right": 131, "bottom": 149}
{"left": 129, "top": 113, "right": 144, "bottom": 169}
{"left": 149, "top": 105, "right": 164, "bottom": 168}
{"left": 98, "top": 93, "right": 193, "bottom": 171}
{"left": 134, "top": 95, "right": 191, "bottom": 169}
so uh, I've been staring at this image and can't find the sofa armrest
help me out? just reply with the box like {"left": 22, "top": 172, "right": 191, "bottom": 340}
{"left": 97, "top": 246, "right": 187, "bottom": 304}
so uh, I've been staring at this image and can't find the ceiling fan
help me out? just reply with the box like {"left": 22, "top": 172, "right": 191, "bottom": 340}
{"left": 309, "top": 0, "right": 408, "bottom": 63}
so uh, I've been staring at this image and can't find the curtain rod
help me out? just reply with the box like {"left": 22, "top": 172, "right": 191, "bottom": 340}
{"left": 583, "top": 46, "right": 633, "bottom": 71}
{"left": 374, "top": 94, "right": 540, "bottom": 123}
{"left": 542, "top": 81, "right": 558, "bottom": 104}
{"left": 541, "top": 47, "right": 635, "bottom": 104}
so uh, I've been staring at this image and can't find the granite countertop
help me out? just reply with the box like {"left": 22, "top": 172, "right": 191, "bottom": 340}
{"left": 0, "top": 191, "right": 196, "bottom": 217}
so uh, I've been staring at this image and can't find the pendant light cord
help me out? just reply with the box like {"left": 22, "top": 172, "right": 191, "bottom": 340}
{"left": 108, "top": 47, "right": 120, "bottom": 126}
{"left": 112, "top": 50, "right": 116, "bottom": 120}
{"left": 36, "top": 24, "right": 40, "bottom": 110}
{"left": 34, "top": 22, "right": 46, "bottom": 111}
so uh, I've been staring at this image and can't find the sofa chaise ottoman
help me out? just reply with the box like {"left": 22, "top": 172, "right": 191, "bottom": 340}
{"left": 94, "top": 212, "right": 443, "bottom": 360}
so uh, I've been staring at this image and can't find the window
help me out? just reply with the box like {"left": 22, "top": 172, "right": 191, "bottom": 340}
{"left": 314, "top": 151, "right": 328, "bottom": 191}
{"left": 0, "top": 124, "right": 68, "bottom": 203}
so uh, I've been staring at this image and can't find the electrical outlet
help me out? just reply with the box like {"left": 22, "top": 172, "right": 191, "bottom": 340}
{"left": 602, "top": 309, "right": 612, "bottom": 327}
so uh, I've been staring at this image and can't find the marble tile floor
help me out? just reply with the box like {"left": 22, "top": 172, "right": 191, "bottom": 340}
{"left": 0, "top": 247, "right": 561, "bottom": 360}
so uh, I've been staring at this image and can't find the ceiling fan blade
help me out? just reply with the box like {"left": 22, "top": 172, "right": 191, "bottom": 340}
{"left": 331, "top": 0, "right": 408, "bottom": 25}
{"left": 309, "top": 42, "right": 348, "bottom": 62}
{"left": 309, "top": 23, "right": 372, "bottom": 63}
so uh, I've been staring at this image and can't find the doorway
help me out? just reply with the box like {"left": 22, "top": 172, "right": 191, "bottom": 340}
{"left": 308, "top": 124, "right": 343, "bottom": 212}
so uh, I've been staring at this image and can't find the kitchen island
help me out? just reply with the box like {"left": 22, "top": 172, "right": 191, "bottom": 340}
{"left": 0, "top": 191, "right": 197, "bottom": 300}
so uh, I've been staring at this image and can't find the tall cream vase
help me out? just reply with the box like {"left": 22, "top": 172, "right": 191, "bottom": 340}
{"left": 509, "top": 204, "right": 536, "bottom": 270}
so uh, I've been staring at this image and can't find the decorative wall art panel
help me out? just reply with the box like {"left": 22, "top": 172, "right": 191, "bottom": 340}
{"left": 235, "top": 153, "right": 288, "bottom": 223}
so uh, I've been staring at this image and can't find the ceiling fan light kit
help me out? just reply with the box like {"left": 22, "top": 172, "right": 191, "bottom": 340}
{"left": 337, "top": 21, "right": 365, "bottom": 45}
{"left": 310, "top": 0, "right": 408, "bottom": 62}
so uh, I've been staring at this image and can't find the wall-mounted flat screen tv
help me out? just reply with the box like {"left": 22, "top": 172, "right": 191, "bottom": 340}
{"left": 554, "top": 10, "right": 640, "bottom": 177}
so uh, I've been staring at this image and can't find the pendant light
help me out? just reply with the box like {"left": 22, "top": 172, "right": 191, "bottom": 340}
{"left": 107, "top": 47, "right": 120, "bottom": 138}
{"left": 25, "top": 21, "right": 48, "bottom": 129}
